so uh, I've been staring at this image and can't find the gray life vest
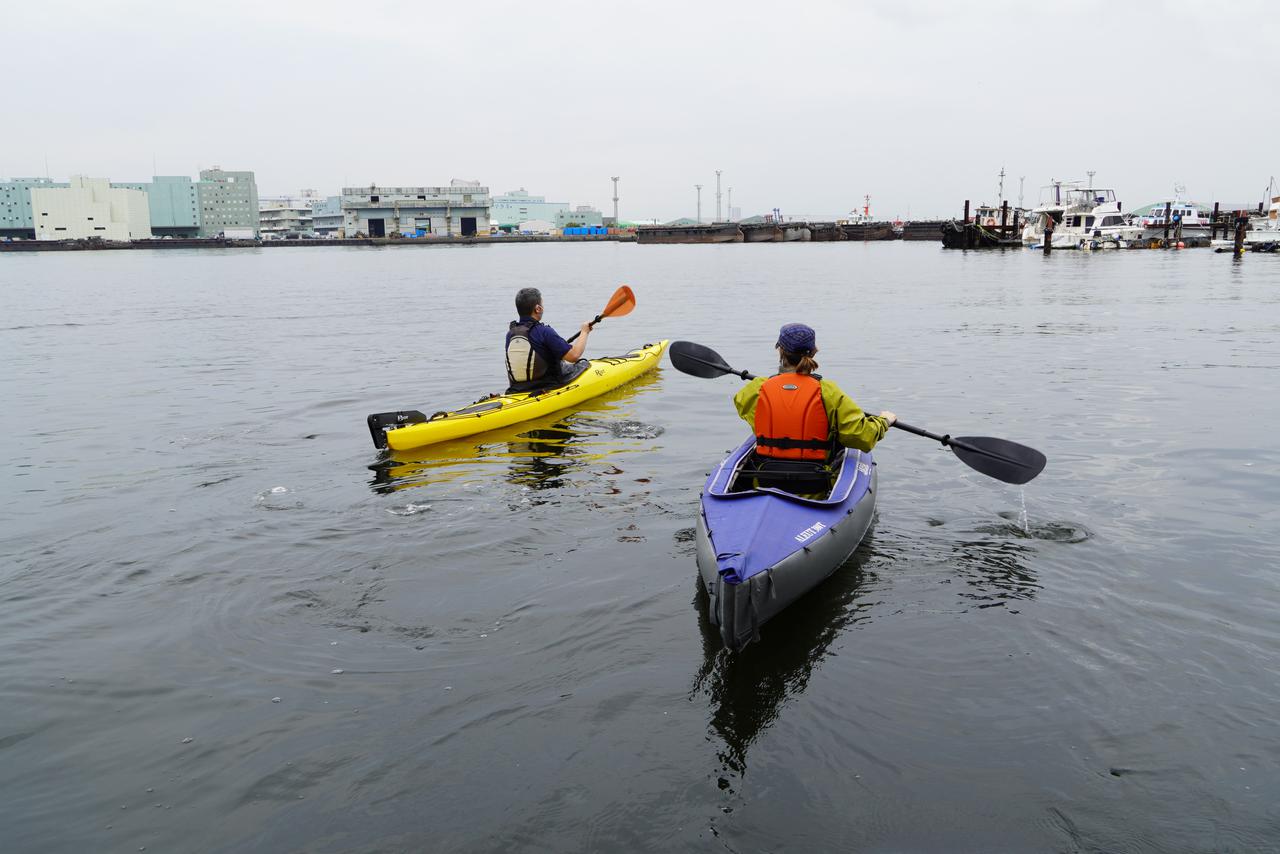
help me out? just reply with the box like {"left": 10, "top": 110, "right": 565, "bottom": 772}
{"left": 506, "top": 319, "right": 551, "bottom": 389}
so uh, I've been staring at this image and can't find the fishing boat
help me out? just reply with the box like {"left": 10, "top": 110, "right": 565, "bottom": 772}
{"left": 696, "top": 437, "right": 877, "bottom": 651}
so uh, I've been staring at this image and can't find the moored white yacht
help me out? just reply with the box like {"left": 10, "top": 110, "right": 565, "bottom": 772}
{"left": 1021, "top": 180, "right": 1080, "bottom": 246}
{"left": 1048, "top": 187, "right": 1143, "bottom": 249}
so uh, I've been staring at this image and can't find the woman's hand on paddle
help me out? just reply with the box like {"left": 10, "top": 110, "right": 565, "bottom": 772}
{"left": 879, "top": 410, "right": 897, "bottom": 426}
{"left": 579, "top": 322, "right": 593, "bottom": 339}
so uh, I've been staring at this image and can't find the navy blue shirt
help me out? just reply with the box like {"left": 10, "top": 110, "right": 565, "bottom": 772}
{"left": 513, "top": 316, "right": 571, "bottom": 369}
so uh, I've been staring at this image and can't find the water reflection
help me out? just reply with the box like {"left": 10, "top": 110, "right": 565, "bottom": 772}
{"left": 690, "top": 541, "right": 880, "bottom": 781}
{"left": 367, "top": 370, "right": 664, "bottom": 496}
{"left": 504, "top": 425, "right": 581, "bottom": 494}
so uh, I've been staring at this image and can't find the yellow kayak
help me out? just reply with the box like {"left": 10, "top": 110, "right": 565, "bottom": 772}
{"left": 369, "top": 340, "right": 668, "bottom": 451}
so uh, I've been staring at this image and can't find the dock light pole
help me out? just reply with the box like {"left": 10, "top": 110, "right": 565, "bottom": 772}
{"left": 611, "top": 176, "right": 619, "bottom": 225}
{"left": 727, "top": 187, "right": 733, "bottom": 221}
{"left": 695, "top": 184, "right": 703, "bottom": 224}
{"left": 715, "top": 170, "right": 722, "bottom": 222}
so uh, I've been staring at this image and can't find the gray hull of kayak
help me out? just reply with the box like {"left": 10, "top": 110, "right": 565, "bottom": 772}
{"left": 696, "top": 466, "right": 877, "bottom": 652}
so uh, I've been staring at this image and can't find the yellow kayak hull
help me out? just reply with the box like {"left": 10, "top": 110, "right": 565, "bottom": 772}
{"left": 382, "top": 340, "right": 668, "bottom": 451}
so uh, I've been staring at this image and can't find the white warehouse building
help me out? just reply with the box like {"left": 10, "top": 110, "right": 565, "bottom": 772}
{"left": 29, "top": 176, "right": 150, "bottom": 241}
{"left": 341, "top": 181, "right": 490, "bottom": 238}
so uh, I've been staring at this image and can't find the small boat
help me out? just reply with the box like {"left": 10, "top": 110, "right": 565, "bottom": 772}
{"left": 696, "top": 437, "right": 877, "bottom": 651}
{"left": 1134, "top": 191, "right": 1215, "bottom": 240}
{"left": 1211, "top": 194, "right": 1280, "bottom": 253}
{"left": 368, "top": 340, "right": 668, "bottom": 450}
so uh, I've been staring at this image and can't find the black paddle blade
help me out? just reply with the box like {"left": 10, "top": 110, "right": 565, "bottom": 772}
{"left": 669, "top": 340, "right": 736, "bottom": 378}
{"left": 948, "top": 436, "right": 1047, "bottom": 485}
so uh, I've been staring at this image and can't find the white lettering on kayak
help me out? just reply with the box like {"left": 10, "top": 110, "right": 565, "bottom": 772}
{"left": 857, "top": 462, "right": 870, "bottom": 476}
{"left": 795, "top": 521, "right": 827, "bottom": 543}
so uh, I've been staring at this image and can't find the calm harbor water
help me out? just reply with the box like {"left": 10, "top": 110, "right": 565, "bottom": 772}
{"left": 3, "top": 242, "right": 1279, "bottom": 852}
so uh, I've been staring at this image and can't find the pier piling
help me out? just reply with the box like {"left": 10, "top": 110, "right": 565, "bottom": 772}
{"left": 1043, "top": 219, "right": 1053, "bottom": 255}
{"left": 1234, "top": 212, "right": 1248, "bottom": 257}
{"left": 1000, "top": 201, "right": 1009, "bottom": 238}
{"left": 1211, "top": 202, "right": 1220, "bottom": 241}
{"left": 1163, "top": 202, "right": 1172, "bottom": 247}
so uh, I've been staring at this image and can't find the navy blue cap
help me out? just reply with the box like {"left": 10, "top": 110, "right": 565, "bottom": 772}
{"left": 776, "top": 323, "right": 816, "bottom": 355}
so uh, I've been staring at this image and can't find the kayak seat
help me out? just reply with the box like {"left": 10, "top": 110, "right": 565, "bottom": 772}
{"left": 506, "top": 359, "right": 591, "bottom": 396}
{"left": 732, "top": 450, "right": 843, "bottom": 496}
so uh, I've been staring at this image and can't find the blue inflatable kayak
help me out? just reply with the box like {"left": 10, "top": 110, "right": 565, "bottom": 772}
{"left": 696, "top": 437, "right": 877, "bottom": 651}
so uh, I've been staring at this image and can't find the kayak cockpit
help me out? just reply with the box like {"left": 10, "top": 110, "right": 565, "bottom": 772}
{"left": 710, "top": 438, "right": 868, "bottom": 507}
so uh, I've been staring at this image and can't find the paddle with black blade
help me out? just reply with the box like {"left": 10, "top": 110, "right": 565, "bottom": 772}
{"left": 365, "top": 286, "right": 638, "bottom": 450}
{"left": 667, "top": 340, "right": 1046, "bottom": 485}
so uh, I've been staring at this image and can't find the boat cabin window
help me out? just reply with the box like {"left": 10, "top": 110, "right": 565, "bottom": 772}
{"left": 1084, "top": 216, "right": 1095, "bottom": 228}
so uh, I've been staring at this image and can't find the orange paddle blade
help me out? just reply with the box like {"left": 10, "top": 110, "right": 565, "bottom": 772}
{"left": 601, "top": 285, "right": 636, "bottom": 318}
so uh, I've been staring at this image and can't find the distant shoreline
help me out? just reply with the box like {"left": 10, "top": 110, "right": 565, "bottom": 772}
{"left": 0, "top": 234, "right": 636, "bottom": 252}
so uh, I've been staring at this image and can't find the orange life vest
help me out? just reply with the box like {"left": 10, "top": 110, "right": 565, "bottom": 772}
{"left": 753, "top": 373, "right": 831, "bottom": 461}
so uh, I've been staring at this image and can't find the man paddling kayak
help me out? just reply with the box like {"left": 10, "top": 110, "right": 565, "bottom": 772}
{"left": 505, "top": 287, "right": 592, "bottom": 393}
{"left": 733, "top": 323, "right": 896, "bottom": 493}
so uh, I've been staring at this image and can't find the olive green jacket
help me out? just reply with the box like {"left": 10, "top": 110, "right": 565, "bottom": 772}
{"left": 733, "top": 376, "right": 889, "bottom": 453}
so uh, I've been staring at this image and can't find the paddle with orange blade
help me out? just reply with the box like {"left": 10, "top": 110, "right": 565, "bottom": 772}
{"left": 566, "top": 285, "right": 636, "bottom": 343}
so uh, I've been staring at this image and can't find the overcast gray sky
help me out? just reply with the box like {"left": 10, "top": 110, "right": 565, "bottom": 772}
{"left": 5, "top": 0, "right": 1277, "bottom": 220}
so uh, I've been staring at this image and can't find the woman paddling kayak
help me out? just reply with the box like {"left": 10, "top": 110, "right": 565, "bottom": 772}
{"left": 732, "top": 322, "right": 897, "bottom": 494}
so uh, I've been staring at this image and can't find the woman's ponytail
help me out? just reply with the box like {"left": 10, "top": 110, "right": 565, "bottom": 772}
{"left": 780, "top": 349, "right": 819, "bottom": 375}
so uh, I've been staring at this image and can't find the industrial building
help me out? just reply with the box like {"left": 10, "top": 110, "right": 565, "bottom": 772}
{"left": 29, "top": 176, "right": 151, "bottom": 241}
{"left": 341, "top": 181, "right": 490, "bottom": 238}
{"left": 309, "top": 196, "right": 343, "bottom": 238}
{"left": 259, "top": 191, "right": 320, "bottom": 239}
{"left": 112, "top": 176, "right": 202, "bottom": 237}
{"left": 491, "top": 188, "right": 569, "bottom": 229}
{"left": 556, "top": 205, "right": 604, "bottom": 229}
{"left": 1, "top": 178, "right": 68, "bottom": 239}
{"left": 4, "top": 169, "right": 258, "bottom": 240}
{"left": 199, "top": 168, "right": 259, "bottom": 237}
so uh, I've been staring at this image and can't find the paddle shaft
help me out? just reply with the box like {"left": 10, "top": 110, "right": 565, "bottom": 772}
{"left": 892, "top": 421, "right": 1020, "bottom": 464}
{"left": 565, "top": 314, "right": 599, "bottom": 344}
